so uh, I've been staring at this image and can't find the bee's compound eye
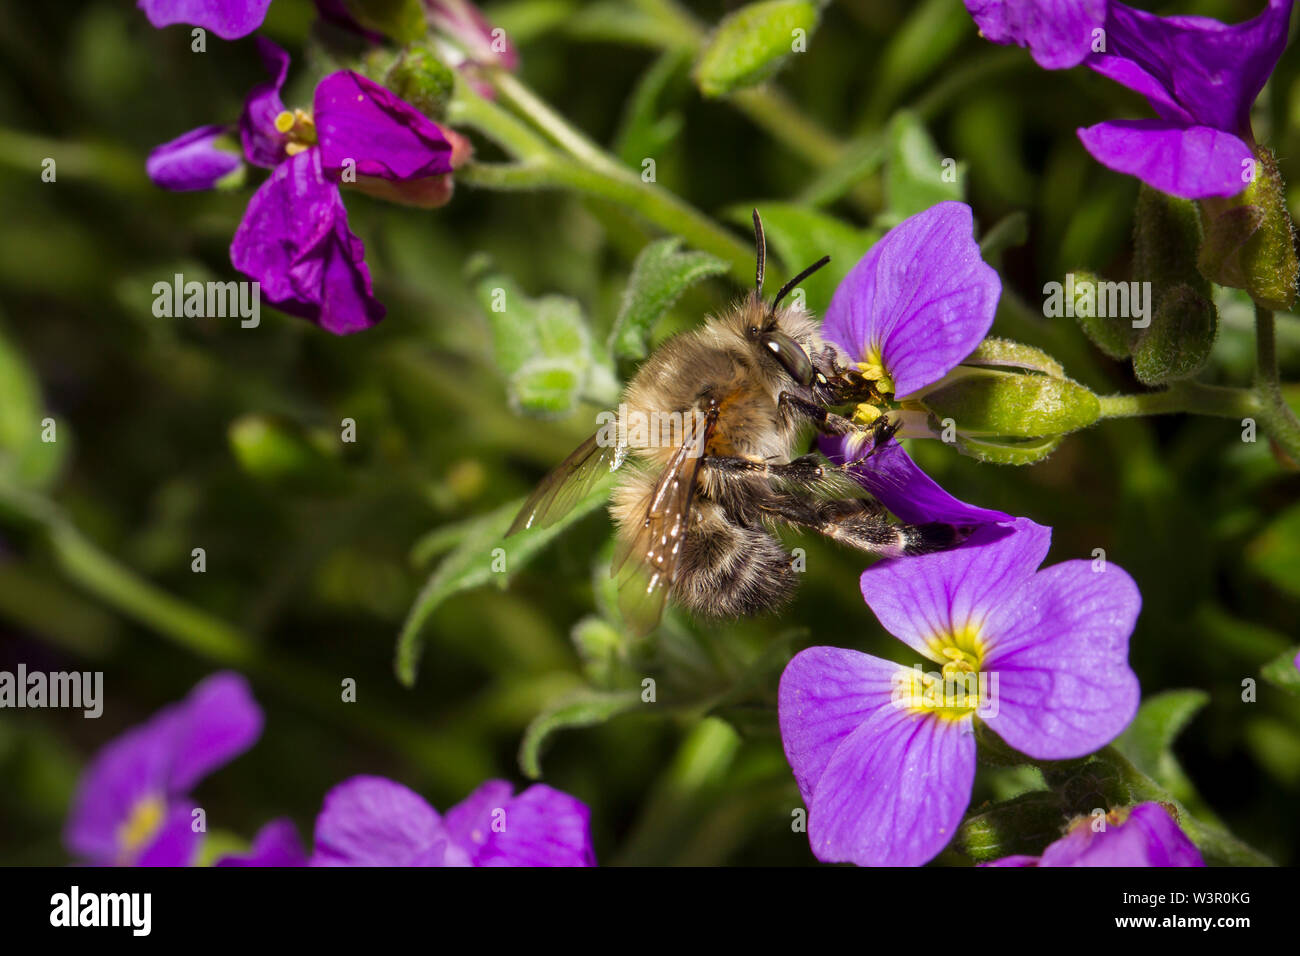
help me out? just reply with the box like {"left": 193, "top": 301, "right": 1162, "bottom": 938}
{"left": 760, "top": 330, "right": 814, "bottom": 386}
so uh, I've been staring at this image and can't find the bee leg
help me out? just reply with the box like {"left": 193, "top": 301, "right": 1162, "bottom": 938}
{"left": 777, "top": 391, "right": 860, "bottom": 436}
{"left": 703, "top": 454, "right": 826, "bottom": 483}
{"left": 761, "top": 495, "right": 970, "bottom": 556}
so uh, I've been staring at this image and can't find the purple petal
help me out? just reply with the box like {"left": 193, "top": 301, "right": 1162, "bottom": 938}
{"left": 216, "top": 819, "right": 308, "bottom": 867}
{"left": 779, "top": 647, "right": 912, "bottom": 806}
{"left": 1038, "top": 803, "right": 1205, "bottom": 866}
{"left": 138, "top": 0, "right": 272, "bottom": 39}
{"left": 964, "top": 0, "right": 1106, "bottom": 70}
{"left": 314, "top": 71, "right": 458, "bottom": 182}
{"left": 823, "top": 202, "right": 1000, "bottom": 398}
{"left": 810, "top": 702, "right": 976, "bottom": 866}
{"left": 147, "top": 125, "right": 242, "bottom": 191}
{"left": 310, "top": 776, "right": 450, "bottom": 866}
{"left": 1103, "top": 0, "right": 1294, "bottom": 136}
{"left": 1087, "top": 55, "right": 1193, "bottom": 126}
{"left": 166, "top": 671, "right": 263, "bottom": 793}
{"left": 239, "top": 37, "right": 292, "bottom": 169}
{"left": 1077, "top": 120, "right": 1253, "bottom": 199}
{"left": 980, "top": 560, "right": 1140, "bottom": 759}
{"left": 447, "top": 783, "right": 597, "bottom": 867}
{"left": 230, "top": 148, "right": 386, "bottom": 334}
{"left": 135, "top": 802, "right": 203, "bottom": 866}
{"left": 859, "top": 518, "right": 1051, "bottom": 664}
{"left": 823, "top": 435, "right": 1013, "bottom": 527}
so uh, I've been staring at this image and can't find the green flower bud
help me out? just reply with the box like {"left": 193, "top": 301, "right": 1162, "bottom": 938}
{"left": 955, "top": 790, "right": 1067, "bottom": 864}
{"left": 1198, "top": 146, "right": 1299, "bottom": 311}
{"left": 693, "top": 0, "right": 821, "bottom": 98}
{"left": 1131, "top": 283, "right": 1217, "bottom": 385}
{"left": 384, "top": 44, "right": 456, "bottom": 122}
{"left": 919, "top": 367, "right": 1100, "bottom": 441}
{"left": 1067, "top": 270, "right": 1136, "bottom": 360}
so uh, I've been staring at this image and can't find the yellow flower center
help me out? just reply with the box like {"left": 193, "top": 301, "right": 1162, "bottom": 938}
{"left": 856, "top": 353, "right": 895, "bottom": 395}
{"left": 894, "top": 625, "right": 989, "bottom": 720}
{"left": 273, "top": 109, "right": 318, "bottom": 155}
{"left": 117, "top": 795, "right": 166, "bottom": 861}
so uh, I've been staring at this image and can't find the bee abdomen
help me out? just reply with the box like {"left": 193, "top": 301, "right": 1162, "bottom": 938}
{"left": 671, "top": 520, "right": 796, "bottom": 618}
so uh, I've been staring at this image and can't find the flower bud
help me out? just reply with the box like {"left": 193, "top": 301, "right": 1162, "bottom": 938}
{"left": 918, "top": 367, "right": 1100, "bottom": 444}
{"left": 1068, "top": 270, "right": 1136, "bottom": 360}
{"left": 1131, "top": 284, "right": 1217, "bottom": 385}
{"left": 426, "top": 0, "right": 518, "bottom": 71}
{"left": 1198, "top": 146, "right": 1298, "bottom": 311}
{"left": 693, "top": 0, "right": 821, "bottom": 97}
{"left": 384, "top": 43, "right": 456, "bottom": 121}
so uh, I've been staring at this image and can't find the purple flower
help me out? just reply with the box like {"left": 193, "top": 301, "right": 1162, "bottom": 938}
{"left": 964, "top": 0, "right": 1105, "bottom": 69}
{"left": 963, "top": 1, "right": 1295, "bottom": 198}
{"left": 983, "top": 802, "right": 1205, "bottom": 866}
{"left": 146, "top": 125, "right": 243, "bottom": 191}
{"left": 64, "top": 672, "right": 263, "bottom": 867}
{"left": 309, "top": 775, "right": 597, "bottom": 866}
{"left": 138, "top": 0, "right": 273, "bottom": 39}
{"left": 820, "top": 201, "right": 1009, "bottom": 528}
{"left": 216, "top": 818, "right": 309, "bottom": 867}
{"left": 149, "top": 40, "right": 470, "bottom": 334}
{"left": 778, "top": 518, "right": 1141, "bottom": 866}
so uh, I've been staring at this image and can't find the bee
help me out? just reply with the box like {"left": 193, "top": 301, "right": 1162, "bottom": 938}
{"left": 508, "top": 211, "right": 968, "bottom": 635}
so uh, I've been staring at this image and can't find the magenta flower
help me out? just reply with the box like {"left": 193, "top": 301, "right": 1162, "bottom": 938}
{"left": 778, "top": 518, "right": 1141, "bottom": 866}
{"left": 983, "top": 802, "right": 1205, "bottom": 867}
{"left": 307, "top": 775, "right": 597, "bottom": 866}
{"left": 964, "top": 0, "right": 1296, "bottom": 199}
{"left": 216, "top": 818, "right": 309, "bottom": 867}
{"left": 64, "top": 672, "right": 263, "bottom": 867}
{"left": 820, "top": 201, "right": 1009, "bottom": 528}
{"left": 138, "top": 0, "right": 273, "bottom": 39}
{"left": 146, "top": 125, "right": 243, "bottom": 191}
{"left": 148, "top": 39, "right": 470, "bottom": 334}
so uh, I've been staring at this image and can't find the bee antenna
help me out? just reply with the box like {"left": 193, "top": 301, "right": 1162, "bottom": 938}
{"left": 752, "top": 208, "right": 766, "bottom": 295}
{"left": 771, "top": 255, "right": 831, "bottom": 314}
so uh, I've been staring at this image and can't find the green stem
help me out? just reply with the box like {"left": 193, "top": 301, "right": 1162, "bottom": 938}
{"left": 1253, "top": 305, "right": 1300, "bottom": 460}
{"left": 446, "top": 82, "right": 554, "bottom": 159}
{"left": 1097, "top": 383, "right": 1261, "bottom": 420}
{"left": 490, "top": 69, "right": 632, "bottom": 181}
{"left": 460, "top": 158, "right": 755, "bottom": 280}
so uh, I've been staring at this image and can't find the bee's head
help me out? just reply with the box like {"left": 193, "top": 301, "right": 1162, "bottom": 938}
{"left": 743, "top": 208, "right": 830, "bottom": 387}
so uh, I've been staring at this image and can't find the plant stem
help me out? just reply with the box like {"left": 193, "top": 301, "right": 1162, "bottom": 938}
{"left": 1097, "top": 383, "right": 1261, "bottom": 420}
{"left": 1253, "top": 305, "right": 1300, "bottom": 461}
{"left": 460, "top": 158, "right": 755, "bottom": 279}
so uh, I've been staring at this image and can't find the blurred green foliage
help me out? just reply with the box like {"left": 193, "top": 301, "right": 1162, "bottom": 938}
{"left": 0, "top": 0, "right": 1297, "bottom": 867}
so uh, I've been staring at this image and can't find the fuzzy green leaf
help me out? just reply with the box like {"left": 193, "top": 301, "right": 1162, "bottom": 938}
{"left": 693, "top": 0, "right": 820, "bottom": 97}
{"left": 518, "top": 689, "right": 641, "bottom": 778}
{"left": 609, "top": 238, "right": 727, "bottom": 361}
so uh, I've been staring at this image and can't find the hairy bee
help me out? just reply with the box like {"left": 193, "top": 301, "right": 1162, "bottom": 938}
{"left": 508, "top": 211, "right": 967, "bottom": 634}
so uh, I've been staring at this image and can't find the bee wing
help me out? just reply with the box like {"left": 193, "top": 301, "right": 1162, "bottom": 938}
{"left": 612, "top": 403, "right": 719, "bottom": 636}
{"left": 507, "top": 432, "right": 628, "bottom": 536}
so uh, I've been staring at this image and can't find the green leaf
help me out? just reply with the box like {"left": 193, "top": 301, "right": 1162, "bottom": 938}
{"left": 881, "top": 111, "right": 964, "bottom": 225}
{"left": 394, "top": 482, "right": 615, "bottom": 686}
{"left": 0, "top": 318, "right": 65, "bottom": 491}
{"left": 1114, "top": 690, "right": 1209, "bottom": 804}
{"left": 609, "top": 238, "right": 728, "bottom": 361}
{"left": 227, "top": 414, "right": 341, "bottom": 491}
{"left": 725, "top": 203, "right": 877, "bottom": 316}
{"left": 518, "top": 689, "right": 641, "bottom": 778}
{"left": 867, "top": 0, "right": 972, "bottom": 119}
{"left": 693, "top": 0, "right": 820, "bottom": 97}
{"left": 471, "top": 260, "right": 604, "bottom": 417}
{"left": 1261, "top": 646, "right": 1300, "bottom": 695}
{"left": 614, "top": 49, "right": 692, "bottom": 170}
{"left": 953, "top": 434, "right": 1062, "bottom": 465}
